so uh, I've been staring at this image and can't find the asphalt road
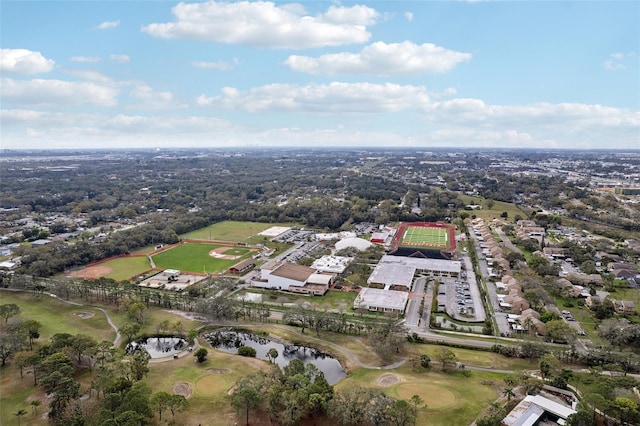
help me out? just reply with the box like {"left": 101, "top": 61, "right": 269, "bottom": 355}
{"left": 405, "top": 276, "right": 426, "bottom": 327}
{"left": 467, "top": 228, "right": 511, "bottom": 336}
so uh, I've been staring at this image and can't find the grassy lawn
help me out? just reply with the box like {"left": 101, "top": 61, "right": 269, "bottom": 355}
{"left": 312, "top": 290, "right": 357, "bottom": 310}
{"left": 608, "top": 285, "right": 640, "bottom": 305}
{"left": 152, "top": 243, "right": 252, "bottom": 274}
{"left": 144, "top": 346, "right": 268, "bottom": 426}
{"left": 180, "top": 220, "right": 297, "bottom": 242}
{"left": 102, "top": 255, "right": 151, "bottom": 281}
{"left": 339, "top": 366, "right": 502, "bottom": 425}
{"left": 0, "top": 291, "right": 202, "bottom": 425}
{"left": 550, "top": 294, "right": 605, "bottom": 343}
{"left": 0, "top": 291, "right": 116, "bottom": 343}
{"left": 408, "top": 342, "right": 535, "bottom": 371}
{"left": 458, "top": 194, "right": 528, "bottom": 223}
{"left": 0, "top": 292, "right": 115, "bottom": 426}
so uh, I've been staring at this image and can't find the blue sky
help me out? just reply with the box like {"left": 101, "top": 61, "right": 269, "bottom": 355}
{"left": 1, "top": 0, "right": 638, "bottom": 150}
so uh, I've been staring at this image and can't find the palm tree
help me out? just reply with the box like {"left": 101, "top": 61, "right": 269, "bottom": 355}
{"left": 14, "top": 409, "right": 27, "bottom": 426}
{"left": 266, "top": 348, "right": 278, "bottom": 364}
{"left": 503, "top": 387, "right": 516, "bottom": 401}
{"left": 30, "top": 400, "right": 41, "bottom": 415}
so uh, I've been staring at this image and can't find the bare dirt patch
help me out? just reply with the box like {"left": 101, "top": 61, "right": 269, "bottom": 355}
{"left": 377, "top": 373, "right": 401, "bottom": 387}
{"left": 173, "top": 382, "right": 192, "bottom": 398}
{"left": 209, "top": 247, "right": 241, "bottom": 260}
{"left": 207, "top": 368, "right": 230, "bottom": 374}
{"left": 74, "top": 312, "right": 95, "bottom": 319}
{"left": 68, "top": 265, "right": 112, "bottom": 279}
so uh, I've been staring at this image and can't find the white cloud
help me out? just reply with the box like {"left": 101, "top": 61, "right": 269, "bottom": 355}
{"left": 425, "top": 99, "right": 639, "bottom": 126}
{"left": 110, "top": 54, "right": 130, "bottom": 63}
{"left": 0, "top": 78, "right": 118, "bottom": 106}
{"left": 0, "top": 49, "right": 55, "bottom": 74}
{"left": 65, "top": 70, "right": 114, "bottom": 84}
{"left": 443, "top": 87, "right": 457, "bottom": 97}
{"left": 196, "top": 82, "right": 430, "bottom": 113}
{"left": 2, "top": 95, "right": 638, "bottom": 150}
{"left": 603, "top": 52, "right": 636, "bottom": 71}
{"left": 603, "top": 60, "right": 624, "bottom": 71}
{"left": 1, "top": 109, "right": 238, "bottom": 149}
{"left": 404, "top": 12, "right": 413, "bottom": 22}
{"left": 127, "top": 85, "right": 184, "bottom": 109}
{"left": 192, "top": 59, "right": 238, "bottom": 70}
{"left": 95, "top": 20, "right": 120, "bottom": 30}
{"left": 284, "top": 41, "right": 471, "bottom": 76}
{"left": 142, "top": 1, "right": 377, "bottom": 48}
{"left": 70, "top": 56, "right": 102, "bottom": 63}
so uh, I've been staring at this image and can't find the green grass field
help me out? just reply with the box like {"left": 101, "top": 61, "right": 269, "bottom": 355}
{"left": 0, "top": 291, "right": 117, "bottom": 343}
{"left": 0, "top": 291, "right": 200, "bottom": 426}
{"left": 340, "top": 366, "right": 501, "bottom": 425}
{"left": 152, "top": 243, "right": 253, "bottom": 274}
{"left": 180, "top": 220, "right": 295, "bottom": 242}
{"left": 102, "top": 256, "right": 151, "bottom": 281}
{"left": 458, "top": 194, "right": 529, "bottom": 223}
{"left": 400, "top": 226, "right": 449, "bottom": 248}
{"left": 144, "top": 347, "right": 267, "bottom": 426}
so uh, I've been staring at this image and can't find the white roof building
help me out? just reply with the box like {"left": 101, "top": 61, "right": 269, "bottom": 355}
{"left": 311, "top": 255, "right": 352, "bottom": 274}
{"left": 315, "top": 231, "right": 357, "bottom": 241}
{"left": 335, "top": 237, "right": 372, "bottom": 252}
{"left": 502, "top": 395, "right": 576, "bottom": 426}
{"left": 354, "top": 288, "right": 409, "bottom": 313}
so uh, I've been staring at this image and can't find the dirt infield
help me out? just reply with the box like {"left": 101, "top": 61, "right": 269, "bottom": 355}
{"left": 68, "top": 265, "right": 112, "bottom": 279}
{"left": 209, "top": 247, "right": 242, "bottom": 260}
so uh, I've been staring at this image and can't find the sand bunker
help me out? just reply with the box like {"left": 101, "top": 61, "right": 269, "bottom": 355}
{"left": 173, "top": 382, "right": 192, "bottom": 398}
{"left": 74, "top": 312, "right": 95, "bottom": 319}
{"left": 377, "top": 373, "right": 401, "bottom": 387}
{"left": 207, "top": 368, "right": 230, "bottom": 374}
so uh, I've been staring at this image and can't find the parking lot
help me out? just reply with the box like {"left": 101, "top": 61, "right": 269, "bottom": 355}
{"left": 436, "top": 264, "right": 486, "bottom": 323}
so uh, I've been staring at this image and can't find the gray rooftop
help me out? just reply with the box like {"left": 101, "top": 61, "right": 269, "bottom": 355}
{"left": 380, "top": 255, "right": 461, "bottom": 273}
{"left": 367, "top": 263, "right": 415, "bottom": 287}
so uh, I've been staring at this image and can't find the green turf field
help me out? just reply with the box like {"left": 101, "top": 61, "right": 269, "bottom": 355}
{"left": 102, "top": 256, "right": 151, "bottom": 281}
{"left": 180, "top": 221, "right": 295, "bottom": 242}
{"left": 400, "top": 225, "right": 449, "bottom": 248}
{"left": 152, "top": 243, "right": 253, "bottom": 274}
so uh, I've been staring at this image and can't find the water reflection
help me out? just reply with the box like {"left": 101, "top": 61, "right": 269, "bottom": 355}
{"left": 203, "top": 330, "right": 346, "bottom": 385}
{"left": 127, "top": 337, "right": 187, "bottom": 358}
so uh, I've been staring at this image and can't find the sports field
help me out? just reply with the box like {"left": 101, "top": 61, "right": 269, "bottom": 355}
{"left": 400, "top": 226, "right": 449, "bottom": 248}
{"left": 152, "top": 243, "right": 254, "bottom": 274}
{"left": 180, "top": 221, "right": 295, "bottom": 242}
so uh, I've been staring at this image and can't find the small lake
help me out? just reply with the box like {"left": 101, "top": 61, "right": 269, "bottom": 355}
{"left": 203, "top": 330, "right": 346, "bottom": 385}
{"left": 127, "top": 337, "right": 188, "bottom": 358}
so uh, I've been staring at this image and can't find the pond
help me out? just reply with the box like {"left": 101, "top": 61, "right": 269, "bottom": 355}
{"left": 127, "top": 336, "right": 188, "bottom": 358}
{"left": 202, "top": 330, "right": 346, "bottom": 385}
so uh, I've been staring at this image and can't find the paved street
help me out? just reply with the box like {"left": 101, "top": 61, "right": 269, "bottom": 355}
{"left": 467, "top": 229, "right": 511, "bottom": 336}
{"left": 405, "top": 276, "right": 425, "bottom": 327}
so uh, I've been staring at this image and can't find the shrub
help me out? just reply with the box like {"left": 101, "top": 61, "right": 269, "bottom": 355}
{"left": 194, "top": 348, "right": 208, "bottom": 363}
{"left": 237, "top": 346, "right": 257, "bottom": 357}
{"left": 419, "top": 354, "right": 431, "bottom": 368}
